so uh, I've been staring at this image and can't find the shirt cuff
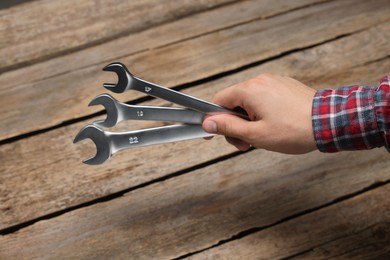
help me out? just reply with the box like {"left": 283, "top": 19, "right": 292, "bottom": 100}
{"left": 374, "top": 76, "right": 390, "bottom": 151}
{"left": 312, "top": 82, "right": 386, "bottom": 153}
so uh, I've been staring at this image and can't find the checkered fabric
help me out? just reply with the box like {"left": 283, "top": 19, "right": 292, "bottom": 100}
{"left": 312, "top": 76, "right": 390, "bottom": 153}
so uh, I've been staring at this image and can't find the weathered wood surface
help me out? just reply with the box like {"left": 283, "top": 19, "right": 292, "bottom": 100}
{"left": 1, "top": 0, "right": 390, "bottom": 258}
{"left": 0, "top": 0, "right": 326, "bottom": 91}
{"left": 1, "top": 149, "right": 389, "bottom": 259}
{"left": 0, "top": 0, "right": 234, "bottom": 72}
{"left": 189, "top": 185, "right": 390, "bottom": 259}
{"left": 1, "top": 22, "right": 389, "bottom": 230}
{"left": 1, "top": 0, "right": 389, "bottom": 141}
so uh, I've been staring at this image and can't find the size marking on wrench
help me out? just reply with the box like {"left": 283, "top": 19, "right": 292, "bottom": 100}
{"left": 89, "top": 94, "right": 205, "bottom": 128}
{"left": 74, "top": 125, "right": 215, "bottom": 165}
{"left": 129, "top": 136, "right": 139, "bottom": 144}
{"left": 137, "top": 110, "right": 144, "bottom": 117}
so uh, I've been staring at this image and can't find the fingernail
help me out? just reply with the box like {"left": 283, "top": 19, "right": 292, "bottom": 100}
{"left": 203, "top": 120, "right": 217, "bottom": 133}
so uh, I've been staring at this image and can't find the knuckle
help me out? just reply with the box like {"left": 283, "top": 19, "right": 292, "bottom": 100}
{"left": 242, "top": 78, "right": 260, "bottom": 89}
{"left": 256, "top": 73, "right": 275, "bottom": 81}
{"left": 211, "top": 93, "right": 221, "bottom": 104}
{"left": 221, "top": 121, "right": 234, "bottom": 135}
{"left": 211, "top": 90, "right": 227, "bottom": 104}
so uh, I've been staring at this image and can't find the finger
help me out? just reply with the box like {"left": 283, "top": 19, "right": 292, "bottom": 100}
{"left": 225, "top": 137, "right": 251, "bottom": 151}
{"left": 202, "top": 113, "right": 253, "bottom": 141}
{"left": 211, "top": 85, "right": 246, "bottom": 109}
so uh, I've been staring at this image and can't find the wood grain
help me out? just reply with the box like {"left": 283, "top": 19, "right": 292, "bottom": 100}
{"left": 0, "top": 0, "right": 327, "bottom": 90}
{"left": 1, "top": 149, "right": 389, "bottom": 259}
{"left": 1, "top": 0, "right": 389, "bottom": 141}
{"left": 189, "top": 185, "right": 390, "bottom": 259}
{"left": 1, "top": 1, "right": 389, "bottom": 258}
{"left": 0, "top": 0, "right": 234, "bottom": 71}
{"left": 1, "top": 23, "right": 389, "bottom": 230}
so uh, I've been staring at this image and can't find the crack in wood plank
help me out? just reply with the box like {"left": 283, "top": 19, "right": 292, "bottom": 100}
{"left": 187, "top": 184, "right": 390, "bottom": 259}
{"left": 282, "top": 220, "right": 390, "bottom": 259}
{"left": 176, "top": 180, "right": 390, "bottom": 259}
{"left": 0, "top": 150, "right": 247, "bottom": 235}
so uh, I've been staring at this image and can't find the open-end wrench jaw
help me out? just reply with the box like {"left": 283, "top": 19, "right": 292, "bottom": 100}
{"left": 88, "top": 94, "right": 119, "bottom": 128}
{"left": 73, "top": 125, "right": 111, "bottom": 165}
{"left": 103, "top": 62, "right": 133, "bottom": 93}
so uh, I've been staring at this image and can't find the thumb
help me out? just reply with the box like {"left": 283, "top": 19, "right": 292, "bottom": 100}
{"left": 202, "top": 114, "right": 251, "bottom": 140}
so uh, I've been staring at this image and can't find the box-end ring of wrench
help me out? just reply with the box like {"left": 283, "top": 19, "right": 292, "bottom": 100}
{"left": 73, "top": 124, "right": 214, "bottom": 165}
{"left": 89, "top": 94, "right": 205, "bottom": 128}
{"left": 102, "top": 62, "right": 249, "bottom": 120}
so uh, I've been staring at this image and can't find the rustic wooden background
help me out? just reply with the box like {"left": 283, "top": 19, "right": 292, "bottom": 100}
{"left": 0, "top": 0, "right": 389, "bottom": 259}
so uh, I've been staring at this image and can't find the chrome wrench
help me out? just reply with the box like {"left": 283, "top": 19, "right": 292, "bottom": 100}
{"left": 102, "top": 62, "right": 249, "bottom": 119}
{"left": 73, "top": 124, "right": 214, "bottom": 165}
{"left": 89, "top": 94, "right": 204, "bottom": 128}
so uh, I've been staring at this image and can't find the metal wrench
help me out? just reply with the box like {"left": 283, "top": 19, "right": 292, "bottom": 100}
{"left": 73, "top": 124, "right": 214, "bottom": 165}
{"left": 103, "top": 62, "right": 249, "bottom": 119}
{"left": 89, "top": 94, "right": 205, "bottom": 128}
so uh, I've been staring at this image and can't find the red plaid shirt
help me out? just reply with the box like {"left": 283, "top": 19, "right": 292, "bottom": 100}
{"left": 312, "top": 76, "right": 390, "bottom": 153}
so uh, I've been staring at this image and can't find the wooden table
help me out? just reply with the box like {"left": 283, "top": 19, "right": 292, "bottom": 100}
{"left": 1, "top": 0, "right": 389, "bottom": 258}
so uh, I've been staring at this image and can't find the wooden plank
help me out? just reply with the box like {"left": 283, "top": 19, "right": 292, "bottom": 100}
{"left": 0, "top": 149, "right": 389, "bottom": 259}
{"left": 189, "top": 185, "right": 390, "bottom": 259}
{"left": 0, "top": 0, "right": 234, "bottom": 72}
{"left": 1, "top": 22, "right": 389, "bottom": 230}
{"left": 0, "top": 0, "right": 327, "bottom": 90}
{"left": 1, "top": 0, "right": 388, "bottom": 141}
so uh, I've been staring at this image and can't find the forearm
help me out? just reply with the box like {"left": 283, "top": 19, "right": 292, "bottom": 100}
{"left": 312, "top": 76, "right": 390, "bottom": 152}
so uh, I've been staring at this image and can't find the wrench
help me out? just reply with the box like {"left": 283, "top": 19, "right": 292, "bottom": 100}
{"left": 103, "top": 62, "right": 249, "bottom": 119}
{"left": 73, "top": 124, "right": 214, "bottom": 165}
{"left": 89, "top": 94, "right": 205, "bottom": 128}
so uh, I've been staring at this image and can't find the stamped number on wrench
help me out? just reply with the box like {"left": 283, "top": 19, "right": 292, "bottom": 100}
{"left": 129, "top": 137, "right": 139, "bottom": 144}
{"left": 137, "top": 110, "right": 144, "bottom": 117}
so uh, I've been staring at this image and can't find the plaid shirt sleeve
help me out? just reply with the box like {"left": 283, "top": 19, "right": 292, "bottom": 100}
{"left": 312, "top": 76, "right": 390, "bottom": 153}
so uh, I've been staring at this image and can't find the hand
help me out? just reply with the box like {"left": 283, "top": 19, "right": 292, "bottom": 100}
{"left": 202, "top": 74, "right": 317, "bottom": 154}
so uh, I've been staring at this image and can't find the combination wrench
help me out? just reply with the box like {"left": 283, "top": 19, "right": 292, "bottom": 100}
{"left": 74, "top": 124, "right": 213, "bottom": 165}
{"left": 90, "top": 94, "right": 205, "bottom": 128}
{"left": 102, "top": 62, "right": 249, "bottom": 119}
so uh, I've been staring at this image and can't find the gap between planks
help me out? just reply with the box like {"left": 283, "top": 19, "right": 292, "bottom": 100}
{"left": 187, "top": 183, "right": 390, "bottom": 259}
{"left": 0, "top": 149, "right": 248, "bottom": 235}
{"left": 0, "top": 0, "right": 30, "bottom": 10}
{"left": 175, "top": 180, "right": 390, "bottom": 259}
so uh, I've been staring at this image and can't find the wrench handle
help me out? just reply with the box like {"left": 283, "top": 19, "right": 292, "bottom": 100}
{"left": 118, "top": 103, "right": 204, "bottom": 124}
{"left": 109, "top": 124, "right": 214, "bottom": 154}
{"left": 130, "top": 77, "right": 249, "bottom": 119}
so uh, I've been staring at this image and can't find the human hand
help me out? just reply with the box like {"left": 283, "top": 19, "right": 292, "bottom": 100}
{"left": 202, "top": 74, "right": 317, "bottom": 154}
